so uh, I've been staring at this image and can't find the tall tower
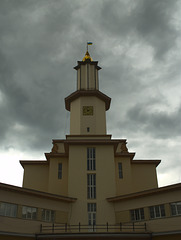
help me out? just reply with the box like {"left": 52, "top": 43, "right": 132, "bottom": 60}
{"left": 65, "top": 50, "right": 111, "bottom": 135}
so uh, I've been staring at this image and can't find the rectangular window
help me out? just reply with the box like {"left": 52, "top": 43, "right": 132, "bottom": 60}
{"left": 42, "top": 209, "right": 55, "bottom": 222}
{"left": 22, "top": 206, "right": 37, "bottom": 220}
{"left": 130, "top": 208, "right": 144, "bottom": 221}
{"left": 87, "top": 148, "right": 96, "bottom": 171}
{"left": 87, "top": 174, "right": 96, "bottom": 199}
{"left": 88, "top": 203, "right": 96, "bottom": 231}
{"left": 170, "top": 202, "right": 181, "bottom": 216}
{"left": 58, "top": 163, "right": 62, "bottom": 179}
{"left": 0, "top": 202, "right": 17, "bottom": 218}
{"left": 149, "top": 204, "right": 165, "bottom": 219}
{"left": 118, "top": 162, "right": 123, "bottom": 179}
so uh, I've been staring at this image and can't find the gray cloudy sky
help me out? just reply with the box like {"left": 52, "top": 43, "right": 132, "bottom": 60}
{"left": 0, "top": 0, "right": 181, "bottom": 187}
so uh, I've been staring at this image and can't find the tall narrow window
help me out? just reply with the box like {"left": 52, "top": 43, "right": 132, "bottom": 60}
{"left": 170, "top": 202, "right": 181, "bottom": 216}
{"left": 58, "top": 163, "right": 62, "bottom": 179}
{"left": 88, "top": 203, "right": 96, "bottom": 230}
{"left": 0, "top": 202, "right": 17, "bottom": 218}
{"left": 118, "top": 162, "right": 123, "bottom": 179}
{"left": 87, "top": 174, "right": 96, "bottom": 199}
{"left": 87, "top": 148, "right": 96, "bottom": 171}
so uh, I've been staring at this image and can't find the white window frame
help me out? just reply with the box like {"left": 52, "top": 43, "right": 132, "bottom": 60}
{"left": 88, "top": 203, "right": 96, "bottom": 232}
{"left": 130, "top": 208, "right": 144, "bottom": 221}
{"left": 87, "top": 174, "right": 96, "bottom": 199}
{"left": 87, "top": 148, "right": 96, "bottom": 171}
{"left": 170, "top": 202, "right": 181, "bottom": 216}
{"left": 22, "top": 206, "right": 37, "bottom": 220}
{"left": 149, "top": 204, "right": 165, "bottom": 219}
{"left": 42, "top": 209, "right": 55, "bottom": 222}
{"left": 0, "top": 202, "right": 17, "bottom": 218}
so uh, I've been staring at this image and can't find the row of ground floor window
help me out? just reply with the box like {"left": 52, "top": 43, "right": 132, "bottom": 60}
{"left": 1, "top": 200, "right": 181, "bottom": 224}
{"left": 0, "top": 201, "right": 62, "bottom": 222}
{"left": 119, "top": 201, "right": 181, "bottom": 222}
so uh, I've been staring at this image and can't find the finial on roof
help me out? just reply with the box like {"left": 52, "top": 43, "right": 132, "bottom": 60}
{"left": 82, "top": 42, "right": 93, "bottom": 61}
{"left": 82, "top": 50, "right": 93, "bottom": 62}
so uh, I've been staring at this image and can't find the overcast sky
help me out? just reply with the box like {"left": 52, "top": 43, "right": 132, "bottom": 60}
{"left": 0, "top": 0, "right": 181, "bottom": 188}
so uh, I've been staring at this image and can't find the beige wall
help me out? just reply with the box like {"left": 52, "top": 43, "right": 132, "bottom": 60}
{"left": 68, "top": 144, "right": 116, "bottom": 225}
{"left": 70, "top": 96, "right": 106, "bottom": 135}
{"left": 131, "top": 163, "right": 158, "bottom": 191}
{"left": 23, "top": 164, "right": 48, "bottom": 192}
{"left": 77, "top": 64, "right": 98, "bottom": 91}
{"left": 48, "top": 157, "right": 68, "bottom": 196}
{"left": 115, "top": 157, "right": 132, "bottom": 195}
{"left": 115, "top": 157, "right": 158, "bottom": 195}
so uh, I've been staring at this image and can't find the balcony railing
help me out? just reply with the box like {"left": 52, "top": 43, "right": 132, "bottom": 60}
{"left": 40, "top": 222, "right": 147, "bottom": 234}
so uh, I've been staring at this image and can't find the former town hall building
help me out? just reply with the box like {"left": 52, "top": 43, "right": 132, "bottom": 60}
{"left": 0, "top": 49, "right": 181, "bottom": 240}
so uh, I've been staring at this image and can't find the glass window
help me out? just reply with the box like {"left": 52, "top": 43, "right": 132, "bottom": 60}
{"left": 130, "top": 208, "right": 144, "bottom": 221}
{"left": 149, "top": 204, "right": 165, "bottom": 219}
{"left": 88, "top": 203, "right": 96, "bottom": 229}
{"left": 87, "top": 174, "right": 96, "bottom": 199}
{"left": 118, "top": 163, "right": 123, "bottom": 179}
{"left": 58, "top": 163, "right": 62, "bottom": 179}
{"left": 42, "top": 209, "right": 55, "bottom": 222}
{"left": 87, "top": 148, "right": 96, "bottom": 171}
{"left": 0, "top": 202, "right": 17, "bottom": 218}
{"left": 22, "top": 206, "right": 37, "bottom": 220}
{"left": 170, "top": 202, "right": 181, "bottom": 216}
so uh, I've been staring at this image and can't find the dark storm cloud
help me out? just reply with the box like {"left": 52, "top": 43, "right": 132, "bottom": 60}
{"left": 124, "top": 102, "right": 181, "bottom": 138}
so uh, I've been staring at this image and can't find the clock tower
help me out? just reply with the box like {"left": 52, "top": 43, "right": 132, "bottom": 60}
{"left": 65, "top": 50, "right": 111, "bottom": 135}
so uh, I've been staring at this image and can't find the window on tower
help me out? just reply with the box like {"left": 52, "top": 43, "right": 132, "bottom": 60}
{"left": 87, "top": 148, "right": 96, "bottom": 171}
{"left": 87, "top": 174, "right": 96, "bottom": 199}
{"left": 118, "top": 162, "right": 123, "bottom": 179}
{"left": 58, "top": 163, "right": 62, "bottom": 179}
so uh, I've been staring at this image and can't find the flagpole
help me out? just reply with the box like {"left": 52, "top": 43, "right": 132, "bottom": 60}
{"left": 87, "top": 42, "right": 93, "bottom": 52}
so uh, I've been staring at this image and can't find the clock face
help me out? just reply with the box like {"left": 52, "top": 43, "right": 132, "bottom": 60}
{"left": 83, "top": 106, "right": 93, "bottom": 115}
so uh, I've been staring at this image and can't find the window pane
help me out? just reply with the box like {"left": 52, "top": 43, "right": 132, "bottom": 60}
{"left": 118, "top": 163, "right": 123, "bottom": 179}
{"left": 149, "top": 205, "right": 165, "bottom": 219}
{"left": 22, "top": 206, "right": 37, "bottom": 220}
{"left": 149, "top": 206, "right": 155, "bottom": 219}
{"left": 160, "top": 205, "right": 165, "bottom": 217}
{"left": 87, "top": 174, "right": 96, "bottom": 199}
{"left": 87, "top": 148, "right": 96, "bottom": 171}
{"left": 58, "top": 163, "right": 62, "bottom": 179}
{"left": 155, "top": 205, "right": 160, "bottom": 218}
{"left": 130, "top": 208, "right": 144, "bottom": 221}
{"left": 140, "top": 208, "right": 144, "bottom": 220}
{"left": 177, "top": 202, "right": 181, "bottom": 214}
{"left": 0, "top": 203, "right": 17, "bottom": 218}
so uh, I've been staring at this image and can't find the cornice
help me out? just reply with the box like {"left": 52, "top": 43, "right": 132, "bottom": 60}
{"left": 65, "top": 90, "right": 111, "bottom": 111}
{"left": 0, "top": 182, "right": 77, "bottom": 203}
{"left": 107, "top": 183, "right": 181, "bottom": 202}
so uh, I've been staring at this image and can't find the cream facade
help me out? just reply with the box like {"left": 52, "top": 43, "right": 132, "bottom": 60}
{"left": 0, "top": 51, "right": 181, "bottom": 240}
